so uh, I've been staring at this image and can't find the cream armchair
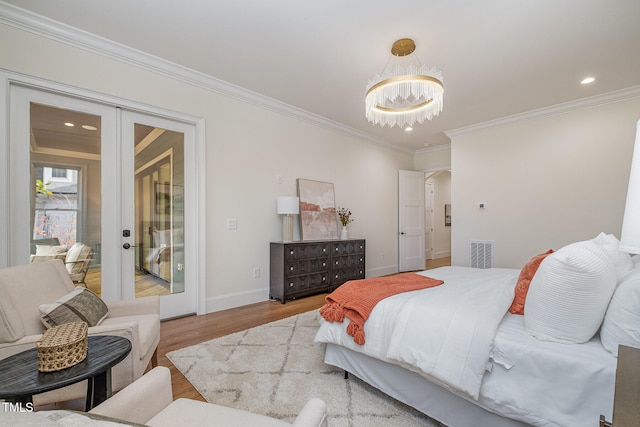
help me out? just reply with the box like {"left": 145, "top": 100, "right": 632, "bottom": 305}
{"left": 0, "top": 259, "right": 160, "bottom": 407}
{"left": 90, "top": 366, "right": 328, "bottom": 427}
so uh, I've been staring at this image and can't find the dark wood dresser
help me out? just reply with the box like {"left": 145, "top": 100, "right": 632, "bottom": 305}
{"left": 270, "top": 239, "right": 365, "bottom": 303}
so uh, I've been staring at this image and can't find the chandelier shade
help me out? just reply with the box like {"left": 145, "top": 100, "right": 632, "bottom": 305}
{"left": 365, "top": 38, "right": 444, "bottom": 128}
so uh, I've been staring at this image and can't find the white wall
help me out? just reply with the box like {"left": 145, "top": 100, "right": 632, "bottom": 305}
{"left": 414, "top": 145, "right": 451, "bottom": 171}
{"left": 449, "top": 96, "right": 640, "bottom": 268}
{"left": 0, "top": 22, "right": 412, "bottom": 312}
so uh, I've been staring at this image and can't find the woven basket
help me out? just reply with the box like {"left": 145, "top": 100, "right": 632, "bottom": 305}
{"left": 36, "top": 322, "right": 88, "bottom": 372}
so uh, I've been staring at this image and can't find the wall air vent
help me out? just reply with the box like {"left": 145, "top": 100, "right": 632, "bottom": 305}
{"left": 470, "top": 240, "right": 494, "bottom": 269}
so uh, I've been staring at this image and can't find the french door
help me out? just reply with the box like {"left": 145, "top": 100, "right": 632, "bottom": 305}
{"left": 8, "top": 83, "right": 198, "bottom": 318}
{"left": 398, "top": 170, "right": 426, "bottom": 271}
{"left": 120, "top": 111, "right": 196, "bottom": 317}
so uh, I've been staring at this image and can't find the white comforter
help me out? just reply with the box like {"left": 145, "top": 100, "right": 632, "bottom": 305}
{"left": 314, "top": 266, "right": 519, "bottom": 399}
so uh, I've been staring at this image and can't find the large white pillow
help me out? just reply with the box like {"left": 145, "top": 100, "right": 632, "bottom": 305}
{"left": 600, "top": 267, "right": 640, "bottom": 356}
{"left": 524, "top": 240, "right": 617, "bottom": 343}
{"left": 592, "top": 232, "right": 633, "bottom": 282}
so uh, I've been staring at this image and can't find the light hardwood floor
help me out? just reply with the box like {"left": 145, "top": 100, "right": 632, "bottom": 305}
{"left": 159, "top": 256, "right": 452, "bottom": 401}
{"left": 85, "top": 269, "right": 171, "bottom": 298}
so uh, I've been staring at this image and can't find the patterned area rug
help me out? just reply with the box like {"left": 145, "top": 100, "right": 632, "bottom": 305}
{"left": 166, "top": 310, "right": 442, "bottom": 426}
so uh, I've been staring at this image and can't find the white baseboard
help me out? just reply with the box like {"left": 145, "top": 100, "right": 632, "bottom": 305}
{"left": 205, "top": 265, "right": 400, "bottom": 314}
{"left": 205, "top": 288, "right": 269, "bottom": 314}
{"left": 432, "top": 250, "right": 451, "bottom": 259}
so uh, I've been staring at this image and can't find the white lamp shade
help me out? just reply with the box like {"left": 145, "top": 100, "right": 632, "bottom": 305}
{"left": 620, "top": 119, "right": 640, "bottom": 254}
{"left": 277, "top": 196, "right": 299, "bottom": 215}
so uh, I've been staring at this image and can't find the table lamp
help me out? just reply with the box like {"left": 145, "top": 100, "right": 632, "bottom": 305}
{"left": 277, "top": 196, "right": 299, "bottom": 242}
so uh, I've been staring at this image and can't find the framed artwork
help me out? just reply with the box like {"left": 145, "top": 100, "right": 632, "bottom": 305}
{"left": 297, "top": 179, "right": 338, "bottom": 240}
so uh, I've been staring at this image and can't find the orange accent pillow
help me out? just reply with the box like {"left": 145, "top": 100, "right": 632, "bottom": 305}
{"left": 509, "top": 249, "right": 554, "bottom": 315}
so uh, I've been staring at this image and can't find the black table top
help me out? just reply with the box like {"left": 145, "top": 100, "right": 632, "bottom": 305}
{"left": 0, "top": 335, "right": 131, "bottom": 399}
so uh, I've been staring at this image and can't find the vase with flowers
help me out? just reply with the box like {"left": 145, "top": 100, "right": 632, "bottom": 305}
{"left": 337, "top": 207, "right": 353, "bottom": 240}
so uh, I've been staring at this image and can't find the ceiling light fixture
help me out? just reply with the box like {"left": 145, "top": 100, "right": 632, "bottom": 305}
{"left": 581, "top": 77, "right": 595, "bottom": 85}
{"left": 365, "top": 38, "right": 444, "bottom": 128}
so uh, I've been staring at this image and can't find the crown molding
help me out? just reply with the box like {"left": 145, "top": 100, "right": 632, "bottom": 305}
{"left": 445, "top": 85, "right": 640, "bottom": 139}
{"left": 0, "top": 2, "right": 410, "bottom": 154}
{"left": 414, "top": 143, "right": 451, "bottom": 156}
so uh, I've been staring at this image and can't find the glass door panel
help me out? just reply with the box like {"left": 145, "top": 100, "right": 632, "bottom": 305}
{"left": 29, "top": 102, "right": 102, "bottom": 294}
{"left": 134, "top": 127, "right": 184, "bottom": 298}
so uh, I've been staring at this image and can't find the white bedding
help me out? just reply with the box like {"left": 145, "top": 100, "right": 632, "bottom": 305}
{"left": 479, "top": 313, "right": 616, "bottom": 426}
{"left": 315, "top": 266, "right": 519, "bottom": 399}
{"left": 315, "top": 266, "right": 617, "bottom": 426}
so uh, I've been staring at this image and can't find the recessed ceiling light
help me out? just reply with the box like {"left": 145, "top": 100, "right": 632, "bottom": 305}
{"left": 82, "top": 125, "right": 97, "bottom": 131}
{"left": 64, "top": 122, "right": 74, "bottom": 127}
{"left": 581, "top": 77, "right": 595, "bottom": 85}
{"left": 405, "top": 127, "right": 413, "bottom": 132}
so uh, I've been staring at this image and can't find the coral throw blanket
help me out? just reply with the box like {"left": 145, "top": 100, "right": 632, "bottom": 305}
{"left": 319, "top": 273, "right": 444, "bottom": 345}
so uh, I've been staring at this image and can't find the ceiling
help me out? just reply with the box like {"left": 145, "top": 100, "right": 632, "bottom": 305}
{"left": 5, "top": 0, "right": 640, "bottom": 153}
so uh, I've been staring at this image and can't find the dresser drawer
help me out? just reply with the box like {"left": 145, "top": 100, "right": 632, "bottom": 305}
{"left": 285, "top": 257, "right": 329, "bottom": 276}
{"left": 284, "top": 243, "right": 330, "bottom": 261}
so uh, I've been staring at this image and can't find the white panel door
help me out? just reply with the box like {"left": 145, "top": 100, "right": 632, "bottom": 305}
{"left": 399, "top": 170, "right": 425, "bottom": 271}
{"left": 425, "top": 180, "right": 434, "bottom": 260}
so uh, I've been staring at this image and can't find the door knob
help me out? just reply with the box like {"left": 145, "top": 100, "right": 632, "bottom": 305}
{"left": 122, "top": 243, "right": 137, "bottom": 249}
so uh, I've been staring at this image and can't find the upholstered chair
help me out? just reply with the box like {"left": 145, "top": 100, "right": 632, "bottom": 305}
{"left": 0, "top": 259, "right": 160, "bottom": 407}
{"left": 90, "top": 366, "right": 329, "bottom": 427}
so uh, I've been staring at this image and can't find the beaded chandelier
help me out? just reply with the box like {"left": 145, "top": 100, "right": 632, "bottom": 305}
{"left": 365, "top": 38, "right": 444, "bottom": 128}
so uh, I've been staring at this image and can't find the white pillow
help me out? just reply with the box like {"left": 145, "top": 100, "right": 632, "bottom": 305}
{"left": 524, "top": 240, "right": 617, "bottom": 343}
{"left": 600, "top": 267, "right": 640, "bottom": 356}
{"left": 592, "top": 232, "right": 633, "bottom": 282}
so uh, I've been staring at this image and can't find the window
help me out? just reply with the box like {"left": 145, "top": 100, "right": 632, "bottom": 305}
{"left": 51, "top": 167, "right": 68, "bottom": 178}
{"left": 33, "top": 165, "right": 80, "bottom": 246}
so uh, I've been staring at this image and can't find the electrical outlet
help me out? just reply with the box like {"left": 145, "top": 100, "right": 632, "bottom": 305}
{"left": 253, "top": 268, "right": 260, "bottom": 278}
{"left": 226, "top": 219, "right": 238, "bottom": 230}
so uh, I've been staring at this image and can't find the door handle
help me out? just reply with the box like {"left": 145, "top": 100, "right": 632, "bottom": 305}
{"left": 122, "top": 243, "right": 137, "bottom": 249}
{"left": 400, "top": 232, "right": 406, "bottom": 235}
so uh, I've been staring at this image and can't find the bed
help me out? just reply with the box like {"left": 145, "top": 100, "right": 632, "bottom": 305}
{"left": 315, "top": 234, "right": 640, "bottom": 427}
{"left": 145, "top": 228, "right": 184, "bottom": 282}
